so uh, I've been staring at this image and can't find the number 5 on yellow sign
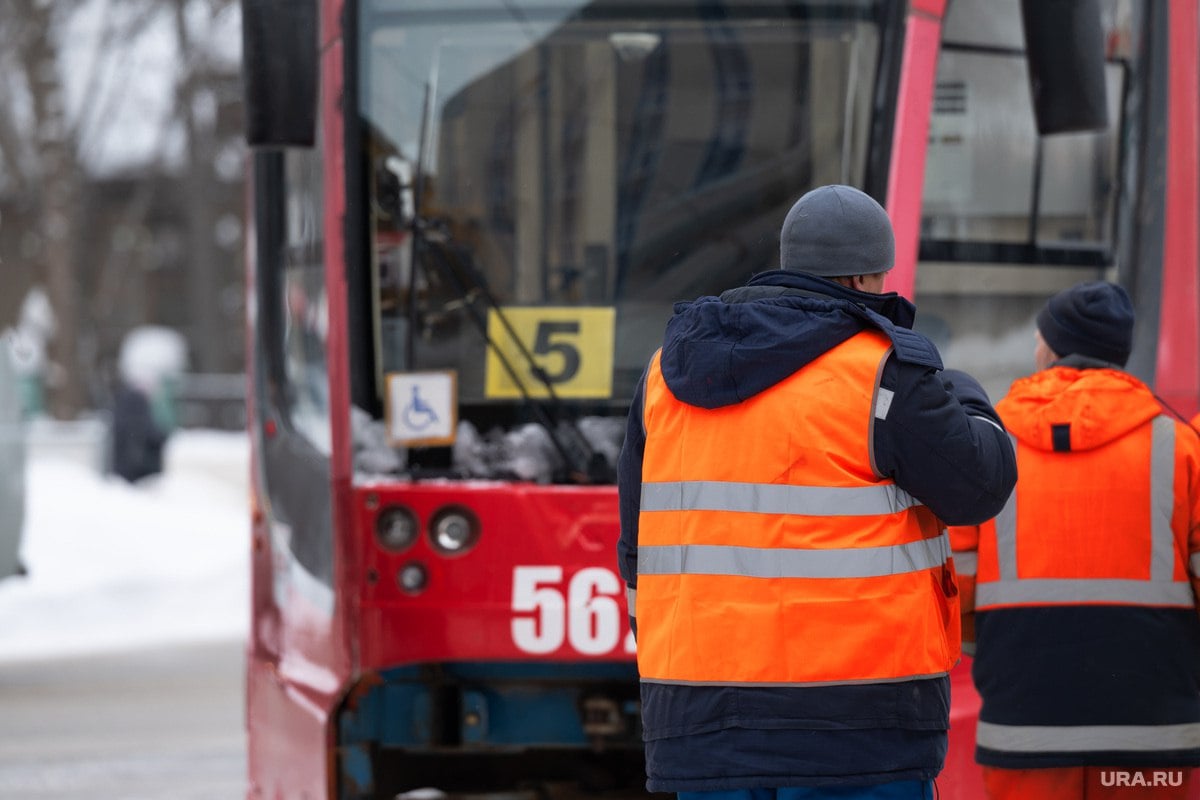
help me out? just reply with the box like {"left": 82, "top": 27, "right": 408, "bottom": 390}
{"left": 484, "top": 307, "right": 615, "bottom": 399}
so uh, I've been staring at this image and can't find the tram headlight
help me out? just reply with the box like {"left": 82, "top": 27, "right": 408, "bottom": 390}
{"left": 429, "top": 506, "right": 480, "bottom": 555}
{"left": 398, "top": 561, "right": 428, "bottom": 594}
{"left": 375, "top": 505, "right": 419, "bottom": 552}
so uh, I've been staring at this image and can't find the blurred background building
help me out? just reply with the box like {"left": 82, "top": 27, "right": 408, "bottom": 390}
{"left": 0, "top": 0, "right": 247, "bottom": 431}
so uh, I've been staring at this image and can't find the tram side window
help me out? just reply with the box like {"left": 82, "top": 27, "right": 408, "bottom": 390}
{"left": 920, "top": 0, "right": 1132, "bottom": 256}
{"left": 921, "top": 47, "right": 1123, "bottom": 253}
{"left": 913, "top": 0, "right": 1136, "bottom": 403}
{"left": 280, "top": 145, "right": 331, "bottom": 454}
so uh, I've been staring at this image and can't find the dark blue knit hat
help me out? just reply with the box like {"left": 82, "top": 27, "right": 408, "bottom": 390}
{"left": 779, "top": 185, "right": 895, "bottom": 277}
{"left": 1036, "top": 281, "right": 1134, "bottom": 366}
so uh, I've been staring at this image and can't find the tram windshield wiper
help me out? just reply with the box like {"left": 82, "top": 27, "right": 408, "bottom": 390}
{"left": 408, "top": 218, "right": 612, "bottom": 485}
{"left": 385, "top": 81, "right": 611, "bottom": 485}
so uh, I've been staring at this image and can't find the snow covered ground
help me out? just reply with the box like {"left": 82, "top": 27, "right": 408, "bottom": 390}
{"left": 0, "top": 426, "right": 250, "bottom": 662}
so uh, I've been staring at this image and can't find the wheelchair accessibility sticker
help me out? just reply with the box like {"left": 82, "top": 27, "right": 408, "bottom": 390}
{"left": 386, "top": 370, "right": 457, "bottom": 446}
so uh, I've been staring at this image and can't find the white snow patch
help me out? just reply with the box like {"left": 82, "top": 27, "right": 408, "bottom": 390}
{"left": 0, "top": 427, "right": 250, "bottom": 662}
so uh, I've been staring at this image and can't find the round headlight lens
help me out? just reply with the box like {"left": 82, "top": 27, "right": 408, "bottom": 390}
{"left": 430, "top": 506, "right": 480, "bottom": 554}
{"left": 398, "top": 562, "right": 428, "bottom": 594}
{"left": 375, "top": 506, "right": 418, "bottom": 551}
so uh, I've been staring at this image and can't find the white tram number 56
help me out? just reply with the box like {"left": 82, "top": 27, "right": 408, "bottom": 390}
{"left": 511, "top": 566, "right": 637, "bottom": 656}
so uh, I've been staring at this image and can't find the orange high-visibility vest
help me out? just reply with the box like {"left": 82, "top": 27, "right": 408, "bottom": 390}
{"left": 974, "top": 415, "right": 1195, "bottom": 613}
{"left": 635, "top": 330, "right": 957, "bottom": 686}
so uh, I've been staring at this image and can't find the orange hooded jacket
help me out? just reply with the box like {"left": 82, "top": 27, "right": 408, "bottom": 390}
{"left": 950, "top": 366, "right": 1200, "bottom": 768}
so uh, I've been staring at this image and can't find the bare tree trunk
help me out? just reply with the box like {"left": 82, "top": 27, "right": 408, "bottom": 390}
{"left": 1, "top": 0, "right": 244, "bottom": 416}
{"left": 174, "top": 0, "right": 222, "bottom": 374}
{"left": 18, "top": 0, "right": 85, "bottom": 418}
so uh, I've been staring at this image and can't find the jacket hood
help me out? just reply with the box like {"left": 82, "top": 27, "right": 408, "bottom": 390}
{"left": 657, "top": 270, "right": 918, "bottom": 409}
{"left": 998, "top": 366, "right": 1163, "bottom": 452}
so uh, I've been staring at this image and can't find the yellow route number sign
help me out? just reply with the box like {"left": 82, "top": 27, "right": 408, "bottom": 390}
{"left": 484, "top": 307, "right": 615, "bottom": 399}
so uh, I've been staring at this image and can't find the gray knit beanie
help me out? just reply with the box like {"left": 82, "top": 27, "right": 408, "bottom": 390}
{"left": 779, "top": 185, "right": 895, "bottom": 277}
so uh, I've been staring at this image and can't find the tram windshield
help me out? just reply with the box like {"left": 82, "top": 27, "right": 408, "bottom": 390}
{"left": 360, "top": 0, "right": 891, "bottom": 415}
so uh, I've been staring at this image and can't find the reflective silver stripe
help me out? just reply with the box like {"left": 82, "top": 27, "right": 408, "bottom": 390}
{"left": 976, "top": 578, "right": 1195, "bottom": 608}
{"left": 994, "top": 488, "right": 1018, "bottom": 581}
{"left": 977, "top": 720, "right": 1200, "bottom": 753}
{"left": 970, "top": 414, "right": 1005, "bottom": 434}
{"left": 638, "top": 533, "right": 950, "bottom": 579}
{"left": 992, "top": 434, "right": 1019, "bottom": 580}
{"left": 868, "top": 353, "right": 891, "bottom": 478}
{"left": 626, "top": 585, "right": 636, "bottom": 614}
{"left": 1151, "top": 415, "right": 1177, "bottom": 581}
{"left": 640, "top": 480, "right": 921, "bottom": 517}
{"left": 952, "top": 550, "right": 977, "bottom": 575}
{"left": 874, "top": 387, "right": 895, "bottom": 420}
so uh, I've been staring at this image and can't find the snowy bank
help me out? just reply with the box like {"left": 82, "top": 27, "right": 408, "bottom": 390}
{"left": 0, "top": 428, "right": 250, "bottom": 662}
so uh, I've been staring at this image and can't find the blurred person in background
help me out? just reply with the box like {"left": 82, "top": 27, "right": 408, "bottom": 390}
{"left": 0, "top": 333, "right": 28, "bottom": 578}
{"left": 951, "top": 281, "right": 1200, "bottom": 799}
{"left": 110, "top": 326, "right": 186, "bottom": 483}
{"left": 7, "top": 287, "right": 57, "bottom": 419}
{"left": 111, "top": 379, "right": 169, "bottom": 483}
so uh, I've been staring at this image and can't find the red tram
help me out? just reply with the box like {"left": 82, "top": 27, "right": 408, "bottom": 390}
{"left": 239, "top": 1, "right": 1200, "bottom": 797}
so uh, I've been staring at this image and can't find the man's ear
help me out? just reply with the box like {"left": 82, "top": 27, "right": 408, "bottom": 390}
{"left": 849, "top": 274, "right": 877, "bottom": 292}
{"left": 848, "top": 272, "right": 887, "bottom": 294}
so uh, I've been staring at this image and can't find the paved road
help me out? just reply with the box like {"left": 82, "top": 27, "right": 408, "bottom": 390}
{"left": 0, "top": 638, "right": 246, "bottom": 799}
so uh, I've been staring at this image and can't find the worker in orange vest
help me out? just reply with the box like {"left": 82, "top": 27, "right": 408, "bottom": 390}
{"left": 617, "top": 185, "right": 1018, "bottom": 800}
{"left": 951, "top": 281, "right": 1200, "bottom": 800}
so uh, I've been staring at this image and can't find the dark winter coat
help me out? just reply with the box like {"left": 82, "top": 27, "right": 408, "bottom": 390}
{"left": 616, "top": 270, "right": 1017, "bottom": 790}
{"left": 111, "top": 383, "right": 167, "bottom": 483}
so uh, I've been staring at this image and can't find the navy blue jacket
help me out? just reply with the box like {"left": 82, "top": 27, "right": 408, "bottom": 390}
{"left": 617, "top": 270, "right": 1017, "bottom": 791}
